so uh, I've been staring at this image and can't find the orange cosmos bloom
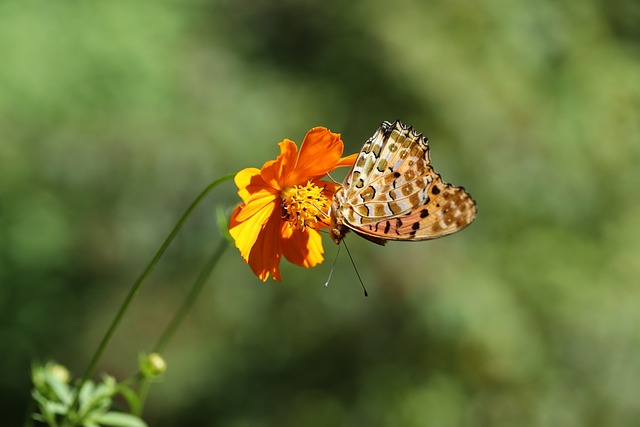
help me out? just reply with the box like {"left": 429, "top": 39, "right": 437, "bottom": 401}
{"left": 229, "top": 127, "right": 357, "bottom": 281}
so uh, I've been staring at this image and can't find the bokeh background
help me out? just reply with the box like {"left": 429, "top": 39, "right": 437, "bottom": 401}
{"left": 2, "top": 1, "right": 640, "bottom": 426}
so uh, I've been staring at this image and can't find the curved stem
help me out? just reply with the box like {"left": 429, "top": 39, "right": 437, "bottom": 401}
{"left": 134, "top": 240, "right": 229, "bottom": 416}
{"left": 134, "top": 380, "right": 152, "bottom": 420}
{"left": 154, "top": 240, "right": 229, "bottom": 354}
{"left": 67, "top": 173, "right": 235, "bottom": 422}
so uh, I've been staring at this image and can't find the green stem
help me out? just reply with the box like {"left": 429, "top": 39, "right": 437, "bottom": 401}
{"left": 66, "top": 173, "right": 235, "bottom": 424}
{"left": 134, "top": 379, "right": 152, "bottom": 420}
{"left": 154, "top": 240, "right": 229, "bottom": 354}
{"left": 22, "top": 398, "right": 36, "bottom": 427}
{"left": 134, "top": 239, "right": 229, "bottom": 416}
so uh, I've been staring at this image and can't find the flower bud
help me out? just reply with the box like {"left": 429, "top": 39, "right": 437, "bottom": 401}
{"left": 47, "top": 363, "right": 70, "bottom": 384}
{"left": 139, "top": 352, "right": 167, "bottom": 378}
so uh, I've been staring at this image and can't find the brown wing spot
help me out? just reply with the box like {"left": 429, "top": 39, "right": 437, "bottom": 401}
{"left": 360, "top": 186, "right": 376, "bottom": 202}
{"left": 409, "top": 193, "right": 421, "bottom": 207}
{"left": 372, "top": 142, "right": 382, "bottom": 158}
{"left": 374, "top": 204, "right": 387, "bottom": 217}
{"left": 412, "top": 222, "right": 420, "bottom": 230}
{"left": 393, "top": 171, "right": 401, "bottom": 178}
{"left": 409, "top": 230, "right": 417, "bottom": 236}
{"left": 420, "top": 209, "right": 429, "bottom": 218}
{"left": 401, "top": 183, "right": 414, "bottom": 196}
{"left": 355, "top": 178, "right": 365, "bottom": 189}
{"left": 403, "top": 169, "right": 416, "bottom": 181}
{"left": 376, "top": 158, "right": 388, "bottom": 172}
{"left": 381, "top": 174, "right": 395, "bottom": 186}
{"left": 388, "top": 143, "right": 398, "bottom": 153}
{"left": 354, "top": 204, "right": 369, "bottom": 217}
{"left": 431, "top": 185, "right": 440, "bottom": 195}
{"left": 401, "top": 134, "right": 413, "bottom": 148}
{"left": 389, "top": 201, "right": 403, "bottom": 215}
{"left": 363, "top": 158, "right": 375, "bottom": 175}
{"left": 384, "top": 221, "right": 391, "bottom": 234}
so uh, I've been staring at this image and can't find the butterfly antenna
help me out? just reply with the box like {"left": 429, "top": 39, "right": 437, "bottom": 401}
{"left": 342, "top": 240, "right": 369, "bottom": 297}
{"left": 323, "top": 243, "right": 341, "bottom": 288}
{"left": 325, "top": 172, "right": 340, "bottom": 185}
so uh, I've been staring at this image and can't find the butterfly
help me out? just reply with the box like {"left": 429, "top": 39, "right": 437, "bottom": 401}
{"left": 329, "top": 120, "right": 477, "bottom": 245}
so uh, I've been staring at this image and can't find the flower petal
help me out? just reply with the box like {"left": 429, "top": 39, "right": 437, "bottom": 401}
{"left": 260, "top": 139, "right": 298, "bottom": 190}
{"left": 229, "top": 198, "right": 277, "bottom": 261}
{"left": 233, "top": 175, "right": 278, "bottom": 223}
{"left": 233, "top": 191, "right": 277, "bottom": 223}
{"left": 229, "top": 126, "right": 356, "bottom": 281}
{"left": 247, "top": 211, "right": 283, "bottom": 281}
{"left": 314, "top": 178, "right": 339, "bottom": 197}
{"left": 281, "top": 224, "right": 324, "bottom": 268}
{"left": 289, "top": 127, "right": 344, "bottom": 183}
{"left": 335, "top": 152, "right": 358, "bottom": 168}
{"left": 234, "top": 168, "right": 262, "bottom": 203}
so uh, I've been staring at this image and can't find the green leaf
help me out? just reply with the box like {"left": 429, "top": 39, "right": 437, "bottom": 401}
{"left": 94, "top": 375, "right": 117, "bottom": 397}
{"left": 95, "top": 412, "right": 148, "bottom": 427}
{"left": 46, "top": 401, "right": 69, "bottom": 415}
{"left": 31, "top": 364, "right": 46, "bottom": 391}
{"left": 31, "top": 389, "right": 47, "bottom": 406}
{"left": 118, "top": 385, "right": 141, "bottom": 414}
{"left": 44, "top": 370, "right": 72, "bottom": 404}
{"left": 216, "top": 206, "right": 233, "bottom": 243}
{"left": 79, "top": 379, "right": 96, "bottom": 404}
{"left": 101, "top": 374, "right": 118, "bottom": 388}
{"left": 32, "top": 413, "right": 45, "bottom": 422}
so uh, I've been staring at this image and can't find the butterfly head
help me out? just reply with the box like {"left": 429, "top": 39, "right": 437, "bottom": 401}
{"left": 329, "top": 187, "right": 349, "bottom": 245}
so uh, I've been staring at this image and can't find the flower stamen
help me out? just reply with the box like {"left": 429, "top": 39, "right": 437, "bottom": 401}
{"left": 281, "top": 182, "right": 330, "bottom": 231}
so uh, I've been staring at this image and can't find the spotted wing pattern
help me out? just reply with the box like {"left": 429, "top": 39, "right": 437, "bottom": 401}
{"left": 330, "top": 120, "right": 476, "bottom": 245}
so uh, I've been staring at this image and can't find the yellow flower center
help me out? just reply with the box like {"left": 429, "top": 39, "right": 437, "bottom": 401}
{"left": 281, "top": 181, "right": 330, "bottom": 231}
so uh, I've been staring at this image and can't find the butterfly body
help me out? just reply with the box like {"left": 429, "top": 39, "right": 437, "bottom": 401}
{"left": 329, "top": 120, "right": 476, "bottom": 245}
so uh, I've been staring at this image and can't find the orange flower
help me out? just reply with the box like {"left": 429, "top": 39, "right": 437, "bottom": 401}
{"left": 229, "top": 127, "right": 357, "bottom": 281}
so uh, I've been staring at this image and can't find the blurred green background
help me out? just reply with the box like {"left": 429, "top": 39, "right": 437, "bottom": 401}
{"left": 2, "top": 0, "right": 640, "bottom": 426}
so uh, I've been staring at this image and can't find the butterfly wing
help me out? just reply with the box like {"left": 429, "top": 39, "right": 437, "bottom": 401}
{"left": 340, "top": 120, "right": 432, "bottom": 223}
{"left": 350, "top": 174, "right": 477, "bottom": 241}
{"left": 336, "top": 120, "right": 476, "bottom": 242}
